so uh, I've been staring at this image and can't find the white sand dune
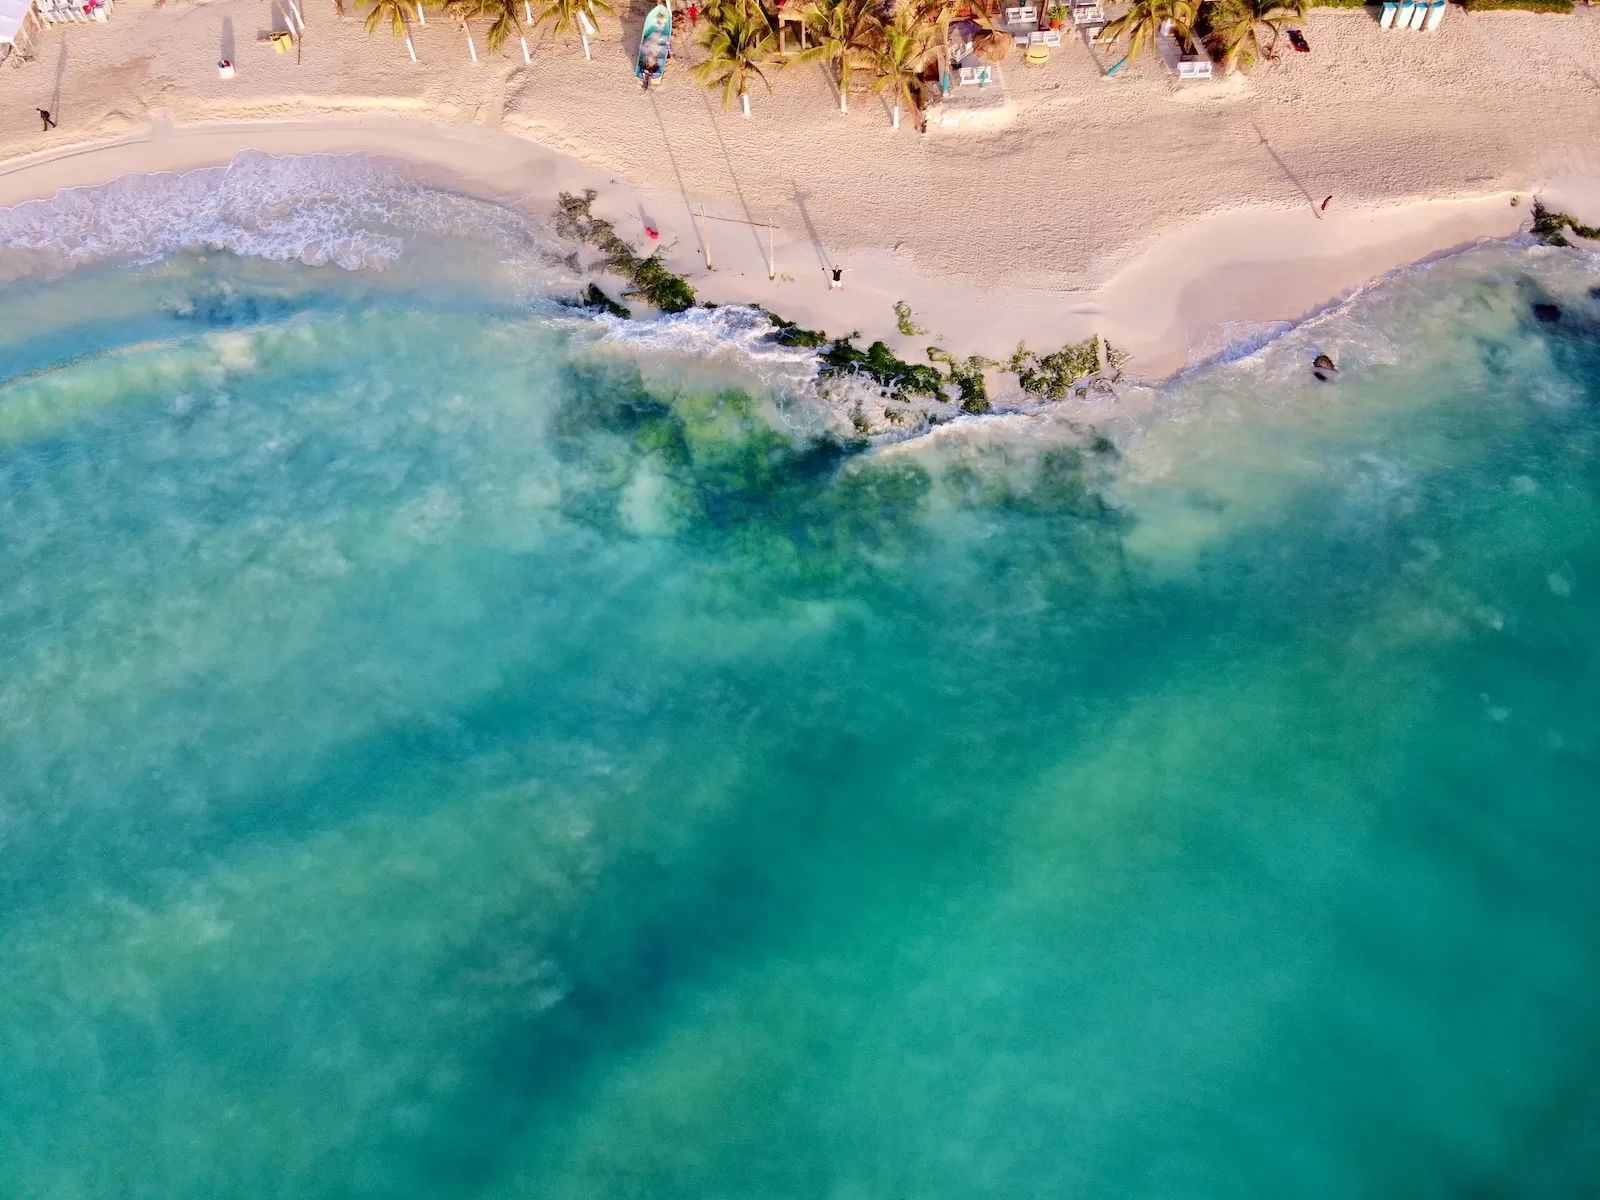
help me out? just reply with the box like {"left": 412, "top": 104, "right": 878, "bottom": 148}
{"left": 2, "top": 0, "right": 1599, "bottom": 376}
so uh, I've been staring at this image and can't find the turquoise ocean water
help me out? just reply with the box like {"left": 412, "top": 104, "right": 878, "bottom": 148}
{"left": 3, "top": 154, "right": 1599, "bottom": 1198}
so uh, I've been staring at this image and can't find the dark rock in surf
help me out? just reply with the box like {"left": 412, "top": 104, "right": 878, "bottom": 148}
{"left": 1312, "top": 354, "right": 1337, "bottom": 374}
{"left": 1533, "top": 303, "right": 1561, "bottom": 324}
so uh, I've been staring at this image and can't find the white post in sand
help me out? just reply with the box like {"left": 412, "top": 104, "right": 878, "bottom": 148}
{"left": 466, "top": 27, "right": 477, "bottom": 60}
{"left": 699, "top": 206, "right": 712, "bottom": 270}
{"left": 520, "top": 34, "right": 530, "bottom": 61}
{"left": 416, "top": 2, "right": 425, "bottom": 24}
{"left": 741, "top": 91, "right": 750, "bottom": 118}
{"left": 524, "top": 0, "right": 531, "bottom": 20}
{"left": 767, "top": 221, "right": 775, "bottom": 280}
{"left": 405, "top": 32, "right": 417, "bottom": 60}
{"left": 579, "top": 8, "right": 595, "bottom": 58}
{"left": 286, "top": 0, "right": 304, "bottom": 33}
{"left": 892, "top": 103, "right": 900, "bottom": 130}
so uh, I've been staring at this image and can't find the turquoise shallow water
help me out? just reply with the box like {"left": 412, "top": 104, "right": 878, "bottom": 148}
{"left": 3, "top": 156, "right": 1600, "bottom": 1198}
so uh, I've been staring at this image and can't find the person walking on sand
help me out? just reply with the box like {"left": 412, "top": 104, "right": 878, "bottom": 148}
{"left": 830, "top": 267, "right": 845, "bottom": 290}
{"left": 37, "top": 108, "right": 56, "bottom": 131}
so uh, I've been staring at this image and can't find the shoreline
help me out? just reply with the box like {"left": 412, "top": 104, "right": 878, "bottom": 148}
{"left": 1, "top": 112, "right": 1583, "bottom": 384}
{"left": 5, "top": 0, "right": 1600, "bottom": 378}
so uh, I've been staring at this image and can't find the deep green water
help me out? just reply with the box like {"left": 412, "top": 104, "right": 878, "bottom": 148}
{"left": 3, "top": 163, "right": 1600, "bottom": 1197}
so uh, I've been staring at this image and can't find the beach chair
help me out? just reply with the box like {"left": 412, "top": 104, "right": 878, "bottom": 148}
{"left": 1040, "top": 29, "right": 1061, "bottom": 45}
{"left": 1407, "top": 0, "right": 1427, "bottom": 28}
{"left": 958, "top": 65, "right": 978, "bottom": 84}
{"left": 1379, "top": 1, "right": 1397, "bottom": 26}
{"left": 1423, "top": 0, "right": 1445, "bottom": 28}
{"left": 1395, "top": 0, "right": 1414, "bottom": 26}
{"left": 1177, "top": 56, "right": 1212, "bottom": 79}
{"left": 1014, "top": 32, "right": 1030, "bottom": 46}
{"left": 1072, "top": 7, "right": 1106, "bottom": 34}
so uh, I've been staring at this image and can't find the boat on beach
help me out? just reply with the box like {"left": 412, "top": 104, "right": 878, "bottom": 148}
{"left": 636, "top": 3, "right": 672, "bottom": 87}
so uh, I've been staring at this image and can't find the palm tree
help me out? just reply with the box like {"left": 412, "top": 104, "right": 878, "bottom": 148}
{"left": 790, "top": 0, "right": 883, "bottom": 115}
{"left": 474, "top": 0, "right": 532, "bottom": 58}
{"left": 440, "top": 0, "right": 484, "bottom": 58}
{"left": 872, "top": 12, "right": 937, "bottom": 131}
{"left": 1096, "top": 0, "right": 1196, "bottom": 62}
{"left": 361, "top": 0, "right": 419, "bottom": 59}
{"left": 691, "top": 0, "right": 776, "bottom": 116}
{"left": 1207, "top": 0, "right": 1305, "bottom": 71}
{"left": 528, "top": 0, "right": 614, "bottom": 49}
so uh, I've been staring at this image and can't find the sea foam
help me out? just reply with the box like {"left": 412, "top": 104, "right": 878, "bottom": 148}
{"left": 0, "top": 151, "right": 537, "bottom": 272}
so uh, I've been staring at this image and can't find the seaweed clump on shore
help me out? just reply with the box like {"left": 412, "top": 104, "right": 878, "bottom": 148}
{"left": 928, "top": 347, "right": 998, "bottom": 414}
{"left": 1008, "top": 336, "right": 1128, "bottom": 401}
{"left": 762, "top": 311, "right": 830, "bottom": 348}
{"left": 1530, "top": 202, "right": 1600, "bottom": 247}
{"left": 578, "top": 283, "right": 630, "bottom": 319}
{"left": 819, "top": 335, "right": 946, "bottom": 400}
{"left": 555, "top": 190, "right": 697, "bottom": 313}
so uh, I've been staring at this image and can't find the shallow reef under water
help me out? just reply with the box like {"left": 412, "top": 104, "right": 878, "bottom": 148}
{"left": 2, "top": 157, "right": 1600, "bottom": 1199}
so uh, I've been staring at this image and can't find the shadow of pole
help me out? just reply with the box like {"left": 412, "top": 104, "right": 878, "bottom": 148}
{"left": 791, "top": 183, "right": 830, "bottom": 276}
{"left": 1251, "top": 121, "right": 1320, "bottom": 217}
{"left": 698, "top": 88, "right": 768, "bottom": 263}
{"left": 1079, "top": 29, "right": 1106, "bottom": 75}
{"left": 221, "top": 15, "right": 236, "bottom": 63}
{"left": 649, "top": 93, "right": 704, "bottom": 255}
{"left": 51, "top": 38, "right": 66, "bottom": 118}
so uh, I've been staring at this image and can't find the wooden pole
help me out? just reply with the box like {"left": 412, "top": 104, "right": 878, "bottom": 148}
{"left": 699, "top": 205, "right": 712, "bottom": 270}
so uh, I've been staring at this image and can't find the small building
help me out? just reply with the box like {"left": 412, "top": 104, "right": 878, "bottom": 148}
{"left": 1, "top": 0, "right": 38, "bottom": 60}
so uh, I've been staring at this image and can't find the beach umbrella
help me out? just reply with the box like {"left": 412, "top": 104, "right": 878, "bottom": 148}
{"left": 972, "top": 29, "right": 1011, "bottom": 62}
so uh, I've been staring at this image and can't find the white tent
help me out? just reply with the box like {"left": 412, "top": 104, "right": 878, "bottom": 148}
{"left": 0, "top": 0, "right": 36, "bottom": 49}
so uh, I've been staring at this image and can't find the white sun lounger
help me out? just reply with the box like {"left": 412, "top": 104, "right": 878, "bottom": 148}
{"left": 1379, "top": 1, "right": 1397, "bottom": 26}
{"left": 1407, "top": 0, "right": 1428, "bottom": 28}
{"left": 1423, "top": 0, "right": 1445, "bottom": 29}
{"left": 1395, "top": 0, "right": 1414, "bottom": 26}
{"left": 1177, "top": 56, "right": 1212, "bottom": 79}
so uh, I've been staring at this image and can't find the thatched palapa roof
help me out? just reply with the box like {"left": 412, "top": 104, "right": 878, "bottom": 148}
{"left": 971, "top": 28, "right": 1012, "bottom": 61}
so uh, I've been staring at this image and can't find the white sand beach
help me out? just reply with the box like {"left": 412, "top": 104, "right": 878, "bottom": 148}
{"left": 3, "top": 0, "right": 1600, "bottom": 375}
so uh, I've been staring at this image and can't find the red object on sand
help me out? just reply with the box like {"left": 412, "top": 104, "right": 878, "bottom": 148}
{"left": 645, "top": 227, "right": 660, "bottom": 240}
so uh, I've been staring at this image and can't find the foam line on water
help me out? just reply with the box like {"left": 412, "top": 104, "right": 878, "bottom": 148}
{"left": 0, "top": 150, "right": 538, "bottom": 273}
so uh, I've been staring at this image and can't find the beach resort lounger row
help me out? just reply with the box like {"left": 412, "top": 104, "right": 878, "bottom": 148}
{"left": 1013, "top": 29, "right": 1062, "bottom": 46}
{"left": 1380, "top": 0, "right": 1445, "bottom": 30}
